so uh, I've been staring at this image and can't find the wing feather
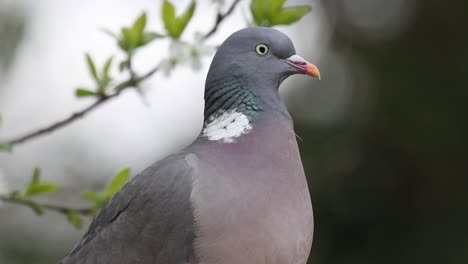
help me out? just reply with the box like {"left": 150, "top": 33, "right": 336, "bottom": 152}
{"left": 60, "top": 153, "right": 197, "bottom": 264}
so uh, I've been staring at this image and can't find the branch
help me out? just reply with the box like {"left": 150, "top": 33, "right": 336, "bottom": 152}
{"left": 0, "top": 194, "right": 94, "bottom": 216}
{"left": 6, "top": 96, "right": 109, "bottom": 146}
{"left": 0, "top": 66, "right": 155, "bottom": 147}
{"left": 0, "top": 0, "right": 242, "bottom": 149}
{"left": 201, "top": 0, "right": 242, "bottom": 41}
{"left": 127, "top": 53, "right": 137, "bottom": 79}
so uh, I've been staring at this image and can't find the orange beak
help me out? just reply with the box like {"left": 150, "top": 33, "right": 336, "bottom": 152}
{"left": 284, "top": 55, "right": 321, "bottom": 80}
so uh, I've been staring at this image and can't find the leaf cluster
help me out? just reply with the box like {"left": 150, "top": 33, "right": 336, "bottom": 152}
{"left": 162, "top": 0, "right": 196, "bottom": 39}
{"left": 66, "top": 167, "right": 130, "bottom": 228}
{"left": 73, "top": 0, "right": 199, "bottom": 99}
{"left": 8, "top": 167, "right": 59, "bottom": 215}
{"left": 75, "top": 54, "right": 114, "bottom": 97}
{"left": 82, "top": 168, "right": 130, "bottom": 211}
{"left": 250, "top": 0, "right": 311, "bottom": 27}
{"left": 2, "top": 167, "right": 130, "bottom": 229}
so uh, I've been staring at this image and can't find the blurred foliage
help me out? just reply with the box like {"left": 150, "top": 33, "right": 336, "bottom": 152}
{"left": 117, "top": 12, "right": 164, "bottom": 52}
{"left": 1, "top": 167, "right": 129, "bottom": 229}
{"left": 83, "top": 167, "right": 130, "bottom": 212}
{"left": 162, "top": 0, "right": 197, "bottom": 39}
{"left": 250, "top": 0, "right": 311, "bottom": 26}
{"left": 75, "top": 54, "right": 114, "bottom": 97}
{"left": 22, "top": 167, "right": 58, "bottom": 199}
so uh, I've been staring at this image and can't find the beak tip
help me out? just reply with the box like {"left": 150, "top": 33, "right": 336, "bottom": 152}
{"left": 285, "top": 55, "right": 321, "bottom": 80}
{"left": 309, "top": 66, "right": 321, "bottom": 80}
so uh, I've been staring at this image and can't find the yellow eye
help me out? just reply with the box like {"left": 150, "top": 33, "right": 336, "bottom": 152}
{"left": 255, "top": 44, "right": 269, "bottom": 56}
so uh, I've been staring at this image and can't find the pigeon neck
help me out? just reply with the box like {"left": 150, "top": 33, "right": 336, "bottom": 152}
{"left": 203, "top": 78, "right": 263, "bottom": 120}
{"left": 202, "top": 77, "right": 263, "bottom": 143}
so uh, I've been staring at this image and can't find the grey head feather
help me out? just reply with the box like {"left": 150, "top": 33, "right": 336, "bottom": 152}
{"left": 204, "top": 27, "right": 301, "bottom": 121}
{"left": 206, "top": 27, "right": 298, "bottom": 90}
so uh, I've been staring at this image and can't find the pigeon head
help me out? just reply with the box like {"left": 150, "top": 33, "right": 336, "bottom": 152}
{"left": 206, "top": 27, "right": 320, "bottom": 87}
{"left": 202, "top": 27, "right": 320, "bottom": 143}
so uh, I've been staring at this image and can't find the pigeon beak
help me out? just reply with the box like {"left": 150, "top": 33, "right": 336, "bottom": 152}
{"left": 284, "top": 55, "right": 321, "bottom": 80}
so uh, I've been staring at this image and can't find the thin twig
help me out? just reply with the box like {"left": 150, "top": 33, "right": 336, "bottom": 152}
{"left": 136, "top": 65, "right": 161, "bottom": 82}
{"left": 127, "top": 53, "right": 137, "bottom": 80}
{"left": 6, "top": 97, "right": 107, "bottom": 146}
{"left": 202, "top": 0, "right": 242, "bottom": 41}
{"left": 0, "top": 0, "right": 241, "bottom": 148}
{"left": 0, "top": 195, "right": 94, "bottom": 216}
{"left": 1, "top": 68, "right": 150, "bottom": 147}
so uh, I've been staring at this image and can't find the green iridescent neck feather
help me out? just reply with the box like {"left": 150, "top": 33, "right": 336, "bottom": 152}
{"left": 204, "top": 78, "right": 263, "bottom": 121}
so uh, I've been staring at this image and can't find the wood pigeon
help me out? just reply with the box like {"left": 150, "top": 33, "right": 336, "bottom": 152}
{"left": 61, "top": 27, "right": 320, "bottom": 264}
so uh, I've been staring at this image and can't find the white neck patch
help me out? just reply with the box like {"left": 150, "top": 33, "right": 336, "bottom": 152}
{"left": 202, "top": 110, "right": 253, "bottom": 143}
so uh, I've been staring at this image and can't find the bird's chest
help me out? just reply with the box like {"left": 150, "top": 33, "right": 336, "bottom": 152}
{"left": 191, "top": 136, "right": 313, "bottom": 264}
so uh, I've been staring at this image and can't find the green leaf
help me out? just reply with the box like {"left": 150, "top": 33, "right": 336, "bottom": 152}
{"left": 100, "top": 56, "right": 113, "bottom": 91}
{"left": 267, "top": 0, "right": 286, "bottom": 18}
{"left": 75, "top": 88, "right": 97, "bottom": 98}
{"left": 250, "top": 0, "right": 311, "bottom": 26}
{"left": 175, "top": 0, "right": 196, "bottom": 38}
{"left": 67, "top": 211, "right": 83, "bottom": 229}
{"left": 119, "top": 60, "right": 129, "bottom": 72}
{"left": 162, "top": 0, "right": 176, "bottom": 34}
{"left": 118, "top": 37, "right": 130, "bottom": 52}
{"left": 270, "top": 6, "right": 311, "bottom": 26}
{"left": 114, "top": 14, "right": 161, "bottom": 51}
{"left": 85, "top": 53, "right": 99, "bottom": 82}
{"left": 82, "top": 190, "right": 99, "bottom": 202}
{"left": 140, "top": 32, "right": 164, "bottom": 46}
{"left": 82, "top": 167, "right": 131, "bottom": 210}
{"left": 250, "top": 0, "right": 267, "bottom": 26}
{"left": 122, "top": 27, "right": 139, "bottom": 50}
{"left": 31, "top": 167, "right": 41, "bottom": 185}
{"left": 82, "top": 190, "right": 109, "bottom": 208}
{"left": 31, "top": 204, "right": 44, "bottom": 215}
{"left": 24, "top": 167, "right": 59, "bottom": 197}
{"left": 102, "top": 56, "right": 113, "bottom": 80}
{"left": 25, "top": 183, "right": 59, "bottom": 197}
{"left": 132, "top": 12, "right": 147, "bottom": 35}
{"left": 106, "top": 168, "right": 130, "bottom": 197}
{"left": 117, "top": 13, "right": 151, "bottom": 52}
{"left": 162, "top": 0, "right": 196, "bottom": 39}
{"left": 0, "top": 143, "right": 12, "bottom": 152}
{"left": 98, "top": 79, "right": 111, "bottom": 92}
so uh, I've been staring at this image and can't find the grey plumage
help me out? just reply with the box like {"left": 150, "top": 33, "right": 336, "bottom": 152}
{"left": 61, "top": 153, "right": 196, "bottom": 263}
{"left": 61, "top": 27, "right": 319, "bottom": 264}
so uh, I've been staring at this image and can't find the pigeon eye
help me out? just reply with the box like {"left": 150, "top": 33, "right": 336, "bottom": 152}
{"left": 255, "top": 44, "right": 269, "bottom": 56}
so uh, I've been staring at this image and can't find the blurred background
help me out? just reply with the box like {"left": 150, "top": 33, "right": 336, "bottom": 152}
{"left": 0, "top": 0, "right": 467, "bottom": 263}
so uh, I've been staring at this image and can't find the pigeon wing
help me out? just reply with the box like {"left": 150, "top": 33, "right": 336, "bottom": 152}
{"left": 60, "top": 153, "right": 197, "bottom": 264}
